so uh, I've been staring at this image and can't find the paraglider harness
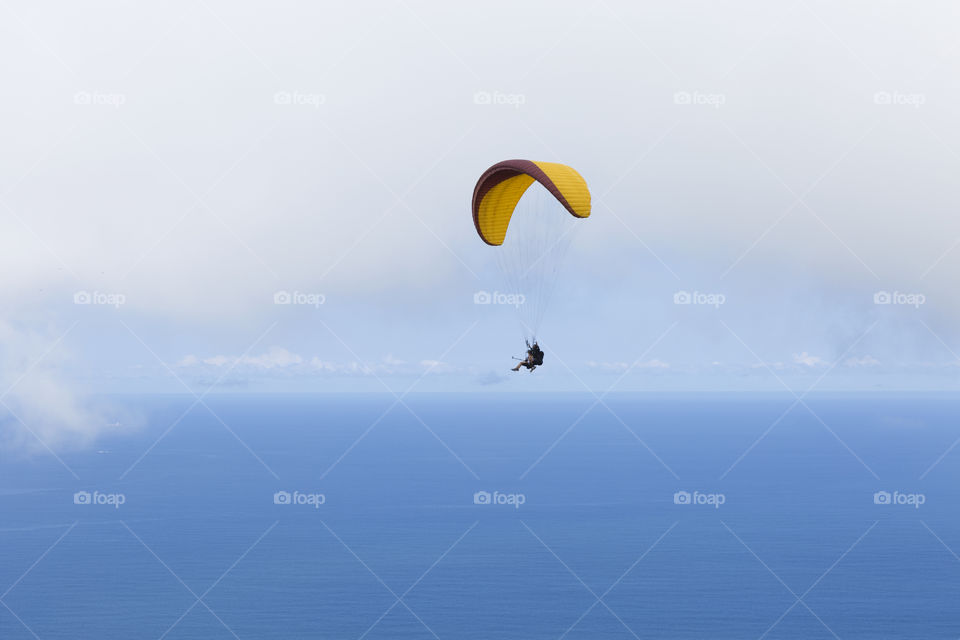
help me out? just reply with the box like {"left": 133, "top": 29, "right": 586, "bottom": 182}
{"left": 514, "top": 339, "right": 544, "bottom": 371}
{"left": 529, "top": 341, "right": 544, "bottom": 366}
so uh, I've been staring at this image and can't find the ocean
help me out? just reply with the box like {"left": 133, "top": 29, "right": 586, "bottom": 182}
{"left": 1, "top": 392, "right": 958, "bottom": 638}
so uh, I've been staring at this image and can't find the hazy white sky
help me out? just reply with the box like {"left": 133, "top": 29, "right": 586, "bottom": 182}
{"left": 3, "top": 0, "right": 960, "bottom": 446}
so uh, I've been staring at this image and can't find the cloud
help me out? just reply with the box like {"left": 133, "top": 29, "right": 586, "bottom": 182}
{"left": 586, "top": 359, "right": 670, "bottom": 372}
{"left": 419, "top": 359, "right": 461, "bottom": 374}
{"left": 176, "top": 354, "right": 200, "bottom": 367}
{"left": 177, "top": 347, "right": 303, "bottom": 371}
{"left": 174, "top": 348, "right": 469, "bottom": 377}
{"left": 636, "top": 359, "right": 670, "bottom": 369}
{"left": 477, "top": 370, "right": 509, "bottom": 386}
{"left": 0, "top": 322, "right": 134, "bottom": 452}
{"left": 844, "top": 355, "right": 881, "bottom": 367}
{"left": 750, "top": 362, "right": 786, "bottom": 370}
{"left": 793, "top": 352, "right": 826, "bottom": 367}
{"left": 240, "top": 347, "right": 303, "bottom": 369}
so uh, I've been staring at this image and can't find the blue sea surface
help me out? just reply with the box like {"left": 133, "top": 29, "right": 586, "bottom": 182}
{"left": 1, "top": 392, "right": 959, "bottom": 638}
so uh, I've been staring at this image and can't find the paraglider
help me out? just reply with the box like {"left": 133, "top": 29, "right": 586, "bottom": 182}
{"left": 511, "top": 340, "right": 545, "bottom": 372}
{"left": 472, "top": 160, "right": 591, "bottom": 371}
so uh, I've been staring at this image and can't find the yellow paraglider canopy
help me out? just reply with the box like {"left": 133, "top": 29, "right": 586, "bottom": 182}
{"left": 472, "top": 160, "right": 591, "bottom": 246}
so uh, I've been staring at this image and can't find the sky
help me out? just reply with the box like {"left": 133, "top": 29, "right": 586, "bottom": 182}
{"left": 3, "top": 0, "right": 960, "bottom": 445}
